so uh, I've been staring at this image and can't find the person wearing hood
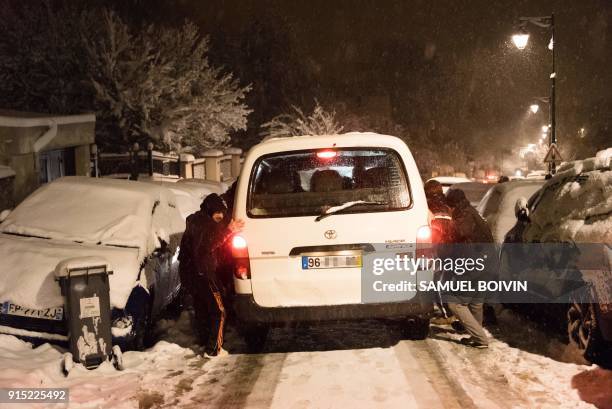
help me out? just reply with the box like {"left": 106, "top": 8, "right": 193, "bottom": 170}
{"left": 424, "top": 180, "right": 454, "bottom": 244}
{"left": 179, "top": 193, "right": 243, "bottom": 356}
{"left": 424, "top": 180, "right": 455, "bottom": 321}
{"left": 444, "top": 188, "right": 494, "bottom": 349}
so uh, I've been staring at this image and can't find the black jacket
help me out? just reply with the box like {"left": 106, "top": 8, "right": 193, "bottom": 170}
{"left": 179, "top": 194, "right": 231, "bottom": 290}
{"left": 427, "top": 192, "right": 455, "bottom": 244}
{"left": 446, "top": 190, "right": 494, "bottom": 244}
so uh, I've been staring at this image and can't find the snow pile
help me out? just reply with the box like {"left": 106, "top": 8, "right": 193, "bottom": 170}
{"left": 526, "top": 149, "right": 612, "bottom": 243}
{"left": 0, "top": 334, "right": 202, "bottom": 409}
{"left": 430, "top": 311, "right": 599, "bottom": 409}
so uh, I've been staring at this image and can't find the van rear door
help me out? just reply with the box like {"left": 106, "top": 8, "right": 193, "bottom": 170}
{"left": 242, "top": 148, "right": 424, "bottom": 307}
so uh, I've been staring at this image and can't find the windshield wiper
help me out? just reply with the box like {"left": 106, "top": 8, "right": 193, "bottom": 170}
{"left": 1, "top": 231, "right": 50, "bottom": 240}
{"left": 315, "top": 200, "right": 387, "bottom": 222}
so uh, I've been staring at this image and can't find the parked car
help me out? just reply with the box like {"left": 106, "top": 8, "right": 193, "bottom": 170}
{"left": 230, "top": 132, "right": 433, "bottom": 349}
{"left": 145, "top": 179, "right": 228, "bottom": 219}
{"left": 0, "top": 177, "right": 185, "bottom": 350}
{"left": 476, "top": 180, "right": 544, "bottom": 243}
{"left": 502, "top": 148, "right": 612, "bottom": 367}
{"left": 447, "top": 181, "right": 492, "bottom": 207}
{"left": 427, "top": 176, "right": 472, "bottom": 193}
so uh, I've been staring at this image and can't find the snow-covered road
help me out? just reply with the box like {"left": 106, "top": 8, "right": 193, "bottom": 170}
{"left": 0, "top": 308, "right": 610, "bottom": 409}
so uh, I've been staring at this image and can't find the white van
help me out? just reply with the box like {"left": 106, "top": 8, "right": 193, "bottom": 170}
{"left": 231, "top": 132, "right": 433, "bottom": 347}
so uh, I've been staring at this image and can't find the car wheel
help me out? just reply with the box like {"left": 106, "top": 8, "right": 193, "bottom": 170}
{"left": 239, "top": 322, "right": 269, "bottom": 353}
{"left": 568, "top": 300, "right": 612, "bottom": 368}
{"left": 404, "top": 317, "right": 430, "bottom": 340}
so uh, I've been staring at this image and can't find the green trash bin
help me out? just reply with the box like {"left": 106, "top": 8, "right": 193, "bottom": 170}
{"left": 55, "top": 257, "right": 115, "bottom": 370}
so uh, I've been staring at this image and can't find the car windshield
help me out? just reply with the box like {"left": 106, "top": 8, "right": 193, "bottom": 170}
{"left": 0, "top": 179, "right": 154, "bottom": 249}
{"left": 247, "top": 148, "right": 411, "bottom": 218}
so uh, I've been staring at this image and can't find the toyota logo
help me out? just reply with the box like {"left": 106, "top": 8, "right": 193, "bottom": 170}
{"left": 324, "top": 230, "right": 337, "bottom": 239}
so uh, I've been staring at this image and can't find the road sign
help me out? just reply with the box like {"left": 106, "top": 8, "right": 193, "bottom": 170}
{"left": 543, "top": 143, "right": 563, "bottom": 163}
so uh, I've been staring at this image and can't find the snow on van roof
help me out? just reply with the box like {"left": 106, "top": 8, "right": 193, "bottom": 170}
{"left": 0, "top": 177, "right": 177, "bottom": 253}
{"left": 258, "top": 132, "right": 404, "bottom": 145}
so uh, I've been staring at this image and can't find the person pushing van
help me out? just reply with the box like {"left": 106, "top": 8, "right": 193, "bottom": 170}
{"left": 445, "top": 188, "right": 494, "bottom": 349}
{"left": 180, "top": 193, "right": 244, "bottom": 357}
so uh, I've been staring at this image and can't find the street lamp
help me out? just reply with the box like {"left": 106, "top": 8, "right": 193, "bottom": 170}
{"left": 512, "top": 30, "right": 530, "bottom": 50}
{"left": 541, "top": 125, "right": 549, "bottom": 133}
{"left": 529, "top": 104, "right": 540, "bottom": 114}
{"left": 512, "top": 14, "right": 557, "bottom": 175}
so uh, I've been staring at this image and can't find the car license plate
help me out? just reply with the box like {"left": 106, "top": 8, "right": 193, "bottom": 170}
{"left": 302, "top": 255, "right": 362, "bottom": 269}
{"left": 1, "top": 302, "right": 64, "bottom": 321}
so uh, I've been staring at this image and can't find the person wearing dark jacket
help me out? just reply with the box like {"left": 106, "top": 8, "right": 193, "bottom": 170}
{"left": 179, "top": 193, "right": 243, "bottom": 356}
{"left": 445, "top": 189, "right": 494, "bottom": 348}
{"left": 424, "top": 180, "right": 455, "bottom": 321}
{"left": 424, "top": 180, "right": 454, "bottom": 244}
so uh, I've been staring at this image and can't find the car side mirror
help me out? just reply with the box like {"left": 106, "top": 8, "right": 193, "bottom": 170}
{"left": 0, "top": 209, "right": 11, "bottom": 223}
{"left": 514, "top": 197, "right": 529, "bottom": 222}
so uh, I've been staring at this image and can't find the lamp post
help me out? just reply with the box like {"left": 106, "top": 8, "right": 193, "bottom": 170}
{"left": 513, "top": 14, "right": 557, "bottom": 175}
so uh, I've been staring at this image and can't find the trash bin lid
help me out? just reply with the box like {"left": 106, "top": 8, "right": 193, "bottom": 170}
{"left": 55, "top": 256, "right": 111, "bottom": 278}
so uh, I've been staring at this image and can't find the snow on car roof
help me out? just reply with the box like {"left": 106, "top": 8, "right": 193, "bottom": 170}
{"left": 0, "top": 177, "right": 180, "bottom": 254}
{"left": 526, "top": 148, "right": 612, "bottom": 243}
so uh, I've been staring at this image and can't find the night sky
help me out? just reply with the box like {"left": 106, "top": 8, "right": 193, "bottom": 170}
{"left": 22, "top": 0, "right": 612, "bottom": 160}
{"left": 169, "top": 0, "right": 610, "bottom": 158}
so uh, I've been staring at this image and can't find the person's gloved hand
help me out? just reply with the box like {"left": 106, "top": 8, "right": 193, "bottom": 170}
{"left": 228, "top": 218, "right": 245, "bottom": 233}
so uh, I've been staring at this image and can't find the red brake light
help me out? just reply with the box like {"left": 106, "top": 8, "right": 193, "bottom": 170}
{"left": 316, "top": 150, "right": 337, "bottom": 159}
{"left": 232, "top": 235, "right": 247, "bottom": 249}
{"left": 416, "top": 225, "right": 432, "bottom": 243}
{"left": 231, "top": 235, "right": 250, "bottom": 279}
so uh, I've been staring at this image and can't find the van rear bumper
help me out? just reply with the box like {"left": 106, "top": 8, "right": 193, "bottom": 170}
{"left": 232, "top": 294, "right": 433, "bottom": 324}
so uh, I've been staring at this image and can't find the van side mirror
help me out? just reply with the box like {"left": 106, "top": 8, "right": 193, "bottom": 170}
{"left": 0, "top": 209, "right": 11, "bottom": 223}
{"left": 514, "top": 197, "right": 529, "bottom": 222}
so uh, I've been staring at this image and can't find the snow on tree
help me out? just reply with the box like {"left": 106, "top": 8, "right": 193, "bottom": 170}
{"left": 86, "top": 11, "right": 251, "bottom": 153}
{"left": 0, "top": 2, "right": 250, "bottom": 154}
{"left": 260, "top": 101, "right": 343, "bottom": 139}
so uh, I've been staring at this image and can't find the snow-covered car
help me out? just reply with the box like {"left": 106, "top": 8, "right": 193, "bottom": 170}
{"left": 427, "top": 176, "right": 471, "bottom": 193}
{"left": 502, "top": 148, "right": 612, "bottom": 367}
{"left": 0, "top": 177, "right": 185, "bottom": 350}
{"left": 447, "top": 182, "right": 492, "bottom": 207}
{"left": 476, "top": 180, "right": 544, "bottom": 243}
{"left": 145, "top": 179, "right": 228, "bottom": 219}
{"left": 231, "top": 132, "right": 434, "bottom": 349}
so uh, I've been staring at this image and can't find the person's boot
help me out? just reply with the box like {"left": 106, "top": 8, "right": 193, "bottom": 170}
{"left": 460, "top": 336, "right": 489, "bottom": 349}
{"left": 451, "top": 320, "right": 466, "bottom": 333}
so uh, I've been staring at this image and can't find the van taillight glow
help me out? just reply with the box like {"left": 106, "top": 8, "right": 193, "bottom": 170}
{"left": 316, "top": 150, "right": 337, "bottom": 159}
{"left": 416, "top": 225, "right": 432, "bottom": 243}
{"left": 416, "top": 225, "right": 433, "bottom": 262}
{"left": 232, "top": 235, "right": 247, "bottom": 249}
{"left": 231, "top": 235, "right": 250, "bottom": 279}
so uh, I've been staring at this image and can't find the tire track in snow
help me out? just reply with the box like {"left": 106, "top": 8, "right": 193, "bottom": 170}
{"left": 395, "top": 339, "right": 477, "bottom": 409}
{"left": 182, "top": 352, "right": 287, "bottom": 408}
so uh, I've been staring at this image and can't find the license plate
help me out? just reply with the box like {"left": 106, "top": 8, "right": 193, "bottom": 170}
{"left": 1, "top": 302, "right": 64, "bottom": 321}
{"left": 301, "top": 255, "right": 362, "bottom": 269}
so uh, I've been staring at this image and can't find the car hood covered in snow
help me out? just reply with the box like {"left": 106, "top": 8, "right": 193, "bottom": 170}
{"left": 0, "top": 234, "right": 141, "bottom": 310}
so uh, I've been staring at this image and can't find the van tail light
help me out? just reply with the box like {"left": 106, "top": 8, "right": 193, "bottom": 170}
{"left": 231, "top": 235, "right": 251, "bottom": 280}
{"left": 416, "top": 225, "right": 433, "bottom": 262}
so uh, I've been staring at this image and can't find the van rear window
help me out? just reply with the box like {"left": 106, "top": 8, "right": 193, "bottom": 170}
{"left": 247, "top": 148, "right": 411, "bottom": 218}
